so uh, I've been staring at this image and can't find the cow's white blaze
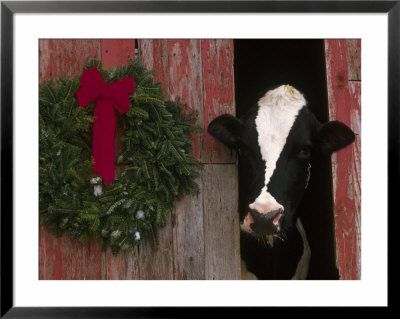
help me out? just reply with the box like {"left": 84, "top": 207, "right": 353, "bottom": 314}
{"left": 249, "top": 84, "right": 306, "bottom": 216}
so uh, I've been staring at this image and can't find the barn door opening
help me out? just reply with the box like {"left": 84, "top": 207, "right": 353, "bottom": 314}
{"left": 234, "top": 39, "right": 340, "bottom": 279}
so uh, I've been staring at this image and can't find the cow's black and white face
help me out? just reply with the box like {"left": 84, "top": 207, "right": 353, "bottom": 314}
{"left": 208, "top": 85, "right": 355, "bottom": 245}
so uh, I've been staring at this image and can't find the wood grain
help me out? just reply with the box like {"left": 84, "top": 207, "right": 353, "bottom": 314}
{"left": 345, "top": 39, "right": 361, "bottom": 81}
{"left": 168, "top": 39, "right": 204, "bottom": 161}
{"left": 39, "top": 39, "right": 240, "bottom": 280}
{"left": 140, "top": 39, "right": 170, "bottom": 93}
{"left": 99, "top": 39, "right": 140, "bottom": 280}
{"left": 39, "top": 39, "right": 101, "bottom": 81}
{"left": 203, "top": 164, "right": 240, "bottom": 280}
{"left": 325, "top": 39, "right": 361, "bottom": 280}
{"left": 137, "top": 39, "right": 174, "bottom": 280}
{"left": 202, "top": 39, "right": 237, "bottom": 164}
{"left": 172, "top": 177, "right": 205, "bottom": 280}
{"left": 39, "top": 39, "right": 102, "bottom": 280}
{"left": 138, "top": 218, "right": 174, "bottom": 280}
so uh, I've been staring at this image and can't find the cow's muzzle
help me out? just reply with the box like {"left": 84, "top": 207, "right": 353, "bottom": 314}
{"left": 248, "top": 208, "right": 283, "bottom": 235}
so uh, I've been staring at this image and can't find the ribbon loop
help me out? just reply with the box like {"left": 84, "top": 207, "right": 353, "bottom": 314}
{"left": 76, "top": 67, "right": 134, "bottom": 184}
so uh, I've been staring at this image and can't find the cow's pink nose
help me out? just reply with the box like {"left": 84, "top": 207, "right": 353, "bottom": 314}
{"left": 248, "top": 208, "right": 283, "bottom": 234}
{"left": 249, "top": 202, "right": 283, "bottom": 216}
{"left": 252, "top": 208, "right": 283, "bottom": 226}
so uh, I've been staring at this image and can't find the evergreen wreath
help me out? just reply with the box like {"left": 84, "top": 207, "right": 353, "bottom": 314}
{"left": 39, "top": 57, "right": 202, "bottom": 254}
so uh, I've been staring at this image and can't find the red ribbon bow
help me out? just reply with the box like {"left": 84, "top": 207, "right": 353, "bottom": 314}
{"left": 76, "top": 67, "right": 134, "bottom": 184}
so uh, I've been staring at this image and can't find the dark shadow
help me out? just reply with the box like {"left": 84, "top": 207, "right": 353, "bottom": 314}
{"left": 234, "top": 39, "right": 339, "bottom": 279}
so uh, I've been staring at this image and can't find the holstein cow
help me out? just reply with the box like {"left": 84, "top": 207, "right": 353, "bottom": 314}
{"left": 208, "top": 84, "right": 355, "bottom": 280}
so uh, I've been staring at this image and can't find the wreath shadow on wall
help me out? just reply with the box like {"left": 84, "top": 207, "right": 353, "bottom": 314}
{"left": 39, "top": 57, "right": 202, "bottom": 255}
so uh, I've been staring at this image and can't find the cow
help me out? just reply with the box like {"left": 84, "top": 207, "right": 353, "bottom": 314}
{"left": 207, "top": 84, "right": 355, "bottom": 280}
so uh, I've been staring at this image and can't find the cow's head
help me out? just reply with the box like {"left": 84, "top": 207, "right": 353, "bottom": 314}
{"left": 208, "top": 84, "right": 355, "bottom": 245}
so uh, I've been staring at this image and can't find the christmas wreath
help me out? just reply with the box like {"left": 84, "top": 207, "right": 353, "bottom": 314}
{"left": 39, "top": 57, "right": 202, "bottom": 254}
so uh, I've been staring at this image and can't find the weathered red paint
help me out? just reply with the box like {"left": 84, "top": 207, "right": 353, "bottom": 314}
{"left": 52, "top": 237, "right": 63, "bottom": 279}
{"left": 167, "top": 39, "right": 203, "bottom": 161}
{"left": 39, "top": 39, "right": 137, "bottom": 280}
{"left": 202, "top": 40, "right": 236, "bottom": 163}
{"left": 141, "top": 39, "right": 170, "bottom": 93}
{"left": 39, "top": 39, "right": 239, "bottom": 280}
{"left": 101, "top": 39, "right": 135, "bottom": 69}
{"left": 39, "top": 40, "right": 103, "bottom": 280}
{"left": 39, "top": 39, "right": 101, "bottom": 81}
{"left": 325, "top": 39, "right": 361, "bottom": 280}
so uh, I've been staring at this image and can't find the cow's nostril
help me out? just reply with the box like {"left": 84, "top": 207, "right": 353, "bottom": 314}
{"left": 264, "top": 209, "right": 281, "bottom": 221}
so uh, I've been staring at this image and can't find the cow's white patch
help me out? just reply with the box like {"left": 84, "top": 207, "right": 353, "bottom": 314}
{"left": 251, "top": 84, "right": 306, "bottom": 212}
{"left": 240, "top": 213, "right": 254, "bottom": 233}
{"left": 291, "top": 218, "right": 311, "bottom": 280}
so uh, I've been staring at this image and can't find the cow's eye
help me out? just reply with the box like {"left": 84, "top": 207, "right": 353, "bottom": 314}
{"left": 298, "top": 146, "right": 311, "bottom": 159}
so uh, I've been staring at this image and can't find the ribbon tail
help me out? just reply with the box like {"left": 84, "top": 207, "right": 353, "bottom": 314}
{"left": 92, "top": 100, "right": 117, "bottom": 184}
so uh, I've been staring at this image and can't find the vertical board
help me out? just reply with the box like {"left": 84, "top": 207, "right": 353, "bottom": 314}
{"left": 325, "top": 39, "right": 361, "bottom": 280}
{"left": 137, "top": 217, "right": 174, "bottom": 280}
{"left": 39, "top": 39, "right": 103, "bottom": 280}
{"left": 171, "top": 184, "right": 205, "bottom": 280}
{"left": 138, "top": 39, "right": 174, "bottom": 280}
{"left": 345, "top": 39, "right": 361, "bottom": 81}
{"left": 166, "top": 40, "right": 206, "bottom": 279}
{"left": 202, "top": 40, "right": 237, "bottom": 164}
{"left": 99, "top": 39, "right": 140, "bottom": 280}
{"left": 203, "top": 165, "right": 240, "bottom": 279}
{"left": 168, "top": 39, "right": 204, "bottom": 161}
{"left": 140, "top": 39, "right": 170, "bottom": 93}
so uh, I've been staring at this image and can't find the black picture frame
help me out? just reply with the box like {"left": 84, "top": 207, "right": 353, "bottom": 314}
{"left": 1, "top": 1, "right": 394, "bottom": 317}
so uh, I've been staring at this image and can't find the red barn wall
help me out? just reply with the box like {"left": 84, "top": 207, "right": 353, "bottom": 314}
{"left": 325, "top": 39, "right": 361, "bottom": 280}
{"left": 39, "top": 39, "right": 240, "bottom": 280}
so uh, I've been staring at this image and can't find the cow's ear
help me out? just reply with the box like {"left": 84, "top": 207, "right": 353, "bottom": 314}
{"left": 207, "top": 114, "right": 244, "bottom": 148}
{"left": 313, "top": 121, "right": 355, "bottom": 154}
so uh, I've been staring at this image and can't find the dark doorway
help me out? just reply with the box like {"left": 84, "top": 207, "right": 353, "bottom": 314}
{"left": 234, "top": 39, "right": 339, "bottom": 279}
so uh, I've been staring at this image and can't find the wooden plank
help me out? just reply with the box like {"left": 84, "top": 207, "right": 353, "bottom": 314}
{"left": 203, "top": 164, "right": 240, "bottom": 280}
{"left": 103, "top": 249, "right": 127, "bottom": 280}
{"left": 39, "top": 225, "right": 58, "bottom": 280}
{"left": 101, "top": 39, "right": 136, "bottom": 172}
{"left": 349, "top": 81, "right": 361, "bottom": 280}
{"left": 69, "top": 238, "right": 87, "bottom": 280}
{"left": 166, "top": 40, "right": 207, "bottom": 279}
{"left": 172, "top": 177, "right": 205, "bottom": 280}
{"left": 101, "top": 39, "right": 135, "bottom": 69}
{"left": 138, "top": 217, "right": 174, "bottom": 280}
{"left": 324, "top": 39, "right": 361, "bottom": 280}
{"left": 346, "top": 39, "right": 361, "bottom": 81}
{"left": 140, "top": 39, "right": 170, "bottom": 93}
{"left": 39, "top": 39, "right": 102, "bottom": 280}
{"left": 168, "top": 39, "right": 204, "bottom": 161}
{"left": 82, "top": 238, "right": 103, "bottom": 280}
{"left": 124, "top": 252, "right": 141, "bottom": 280}
{"left": 99, "top": 39, "right": 140, "bottom": 280}
{"left": 202, "top": 39, "right": 237, "bottom": 164}
{"left": 138, "top": 39, "right": 174, "bottom": 280}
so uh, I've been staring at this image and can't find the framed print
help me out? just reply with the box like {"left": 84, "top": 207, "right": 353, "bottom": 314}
{"left": 1, "top": 0, "right": 394, "bottom": 316}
